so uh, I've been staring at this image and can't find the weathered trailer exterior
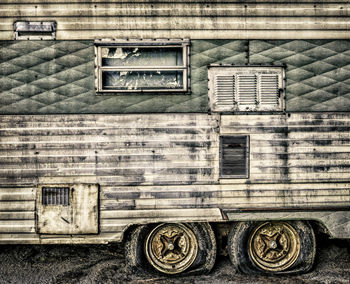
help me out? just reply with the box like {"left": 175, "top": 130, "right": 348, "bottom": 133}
{"left": 1, "top": 0, "right": 350, "bottom": 276}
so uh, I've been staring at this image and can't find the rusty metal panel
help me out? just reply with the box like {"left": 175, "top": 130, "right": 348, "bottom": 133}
{"left": 36, "top": 184, "right": 98, "bottom": 234}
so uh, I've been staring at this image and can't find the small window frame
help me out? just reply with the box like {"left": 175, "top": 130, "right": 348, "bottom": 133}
{"left": 94, "top": 39, "right": 190, "bottom": 94}
{"left": 208, "top": 65, "right": 285, "bottom": 112}
{"left": 219, "top": 135, "right": 250, "bottom": 179}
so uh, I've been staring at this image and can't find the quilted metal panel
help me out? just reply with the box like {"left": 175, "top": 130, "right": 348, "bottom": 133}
{"left": 190, "top": 40, "right": 248, "bottom": 112}
{"left": 1, "top": 40, "right": 349, "bottom": 113}
{"left": 0, "top": 40, "right": 247, "bottom": 114}
{"left": 249, "top": 40, "right": 350, "bottom": 111}
{"left": 0, "top": 41, "right": 95, "bottom": 114}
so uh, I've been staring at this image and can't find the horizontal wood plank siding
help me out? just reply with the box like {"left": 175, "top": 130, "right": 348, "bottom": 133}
{"left": 221, "top": 113, "right": 350, "bottom": 183}
{"left": 0, "top": 114, "right": 219, "bottom": 187}
{"left": 1, "top": 113, "right": 350, "bottom": 242}
{"left": 1, "top": 2, "right": 350, "bottom": 39}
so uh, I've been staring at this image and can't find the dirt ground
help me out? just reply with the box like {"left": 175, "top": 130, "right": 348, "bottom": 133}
{"left": 0, "top": 234, "right": 349, "bottom": 284}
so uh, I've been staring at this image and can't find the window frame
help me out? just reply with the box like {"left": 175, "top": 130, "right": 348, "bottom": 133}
{"left": 94, "top": 39, "right": 190, "bottom": 94}
{"left": 208, "top": 65, "right": 285, "bottom": 112}
{"left": 219, "top": 135, "right": 250, "bottom": 179}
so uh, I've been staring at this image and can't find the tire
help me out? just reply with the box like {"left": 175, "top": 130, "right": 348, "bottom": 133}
{"left": 228, "top": 221, "right": 316, "bottom": 275}
{"left": 124, "top": 222, "right": 216, "bottom": 275}
{"left": 124, "top": 225, "right": 150, "bottom": 270}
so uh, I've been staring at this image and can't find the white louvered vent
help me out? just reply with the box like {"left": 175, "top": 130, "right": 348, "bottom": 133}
{"left": 209, "top": 66, "right": 284, "bottom": 112}
{"left": 214, "top": 75, "right": 235, "bottom": 111}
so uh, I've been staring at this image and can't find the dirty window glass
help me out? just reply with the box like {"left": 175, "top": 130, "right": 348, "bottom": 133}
{"left": 95, "top": 40, "right": 189, "bottom": 93}
{"left": 102, "top": 71, "right": 184, "bottom": 90}
{"left": 101, "top": 47, "right": 183, "bottom": 67}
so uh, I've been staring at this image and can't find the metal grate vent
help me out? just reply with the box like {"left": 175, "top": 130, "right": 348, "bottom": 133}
{"left": 209, "top": 66, "right": 284, "bottom": 112}
{"left": 42, "top": 187, "right": 70, "bottom": 206}
{"left": 220, "top": 136, "right": 249, "bottom": 178}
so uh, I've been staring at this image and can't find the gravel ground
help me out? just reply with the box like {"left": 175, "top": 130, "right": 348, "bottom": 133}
{"left": 0, "top": 234, "right": 349, "bottom": 284}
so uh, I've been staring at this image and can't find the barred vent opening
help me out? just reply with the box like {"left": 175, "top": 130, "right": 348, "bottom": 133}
{"left": 42, "top": 187, "right": 70, "bottom": 206}
{"left": 220, "top": 136, "right": 249, "bottom": 178}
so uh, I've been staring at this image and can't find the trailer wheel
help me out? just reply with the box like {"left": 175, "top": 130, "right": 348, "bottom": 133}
{"left": 125, "top": 222, "right": 216, "bottom": 275}
{"left": 228, "top": 221, "right": 315, "bottom": 275}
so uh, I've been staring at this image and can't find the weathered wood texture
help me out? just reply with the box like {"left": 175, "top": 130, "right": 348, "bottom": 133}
{"left": 1, "top": 2, "right": 350, "bottom": 39}
{"left": 0, "top": 114, "right": 220, "bottom": 186}
{"left": 222, "top": 113, "right": 350, "bottom": 184}
{"left": 1, "top": 113, "right": 350, "bottom": 243}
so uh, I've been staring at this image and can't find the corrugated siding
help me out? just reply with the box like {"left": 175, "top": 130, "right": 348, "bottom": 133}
{"left": 1, "top": 1, "right": 350, "bottom": 39}
{"left": 221, "top": 113, "right": 350, "bottom": 183}
{"left": 0, "top": 113, "right": 219, "bottom": 243}
{"left": 0, "top": 187, "right": 37, "bottom": 243}
{"left": 0, "top": 114, "right": 219, "bottom": 186}
{"left": 1, "top": 113, "right": 350, "bottom": 243}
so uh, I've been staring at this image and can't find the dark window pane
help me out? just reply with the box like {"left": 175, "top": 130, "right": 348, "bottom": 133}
{"left": 221, "top": 136, "right": 248, "bottom": 178}
{"left": 101, "top": 47, "right": 183, "bottom": 67}
{"left": 102, "top": 70, "right": 184, "bottom": 90}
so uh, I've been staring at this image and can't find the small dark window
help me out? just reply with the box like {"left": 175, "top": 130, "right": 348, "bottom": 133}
{"left": 42, "top": 187, "right": 70, "bottom": 206}
{"left": 220, "top": 136, "right": 249, "bottom": 178}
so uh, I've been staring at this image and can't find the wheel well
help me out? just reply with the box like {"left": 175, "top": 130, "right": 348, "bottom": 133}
{"left": 211, "top": 220, "right": 328, "bottom": 257}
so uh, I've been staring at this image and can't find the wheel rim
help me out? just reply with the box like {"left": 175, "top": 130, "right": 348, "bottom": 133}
{"left": 145, "top": 223, "right": 198, "bottom": 274}
{"left": 249, "top": 222, "right": 301, "bottom": 272}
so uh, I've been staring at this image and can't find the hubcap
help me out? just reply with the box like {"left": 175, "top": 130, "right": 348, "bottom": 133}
{"left": 145, "top": 223, "right": 198, "bottom": 274}
{"left": 249, "top": 222, "right": 301, "bottom": 272}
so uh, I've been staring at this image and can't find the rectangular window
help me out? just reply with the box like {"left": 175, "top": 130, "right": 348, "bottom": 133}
{"left": 208, "top": 66, "right": 285, "bottom": 112}
{"left": 220, "top": 136, "right": 249, "bottom": 178}
{"left": 95, "top": 39, "right": 189, "bottom": 93}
